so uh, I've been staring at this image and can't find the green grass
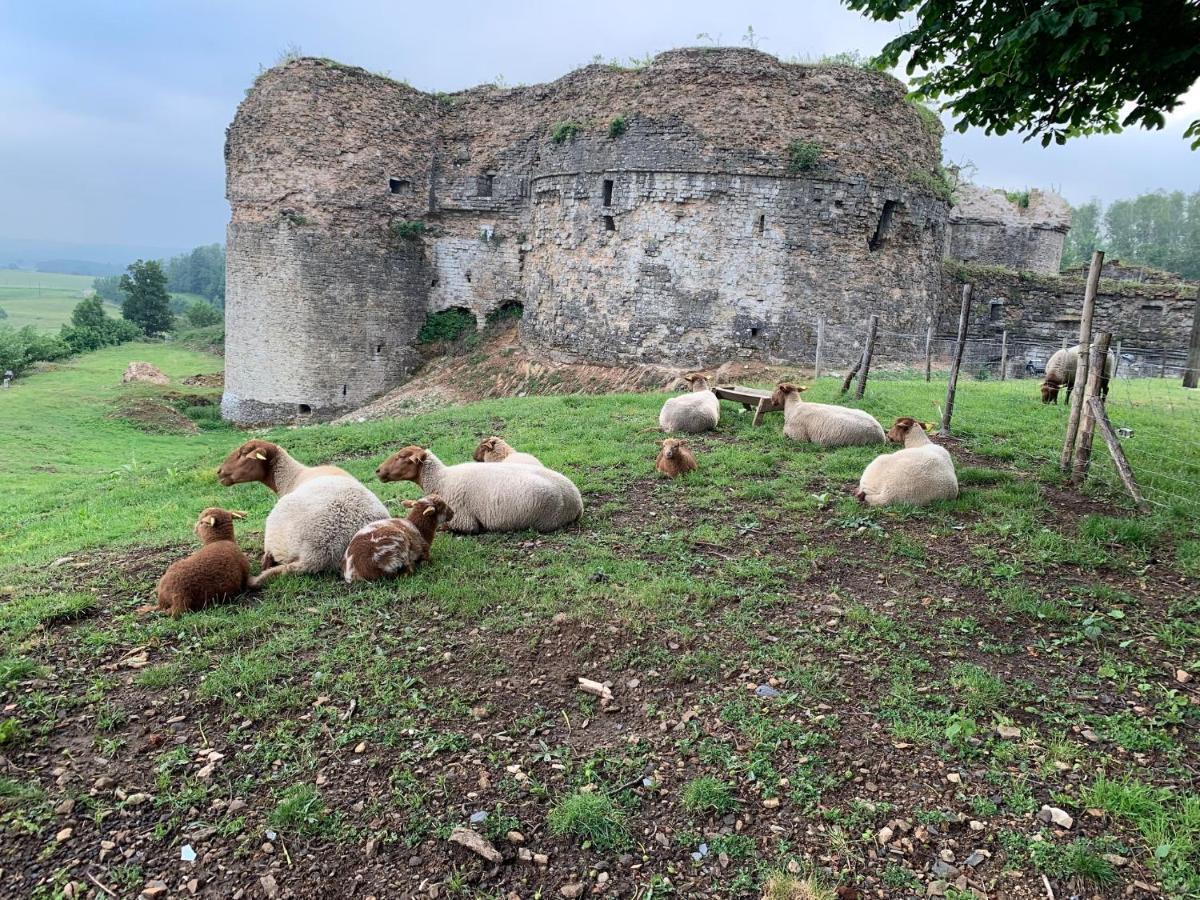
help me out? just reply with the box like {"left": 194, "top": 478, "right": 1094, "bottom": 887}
{"left": 0, "top": 270, "right": 113, "bottom": 331}
{"left": 0, "top": 347, "right": 1198, "bottom": 896}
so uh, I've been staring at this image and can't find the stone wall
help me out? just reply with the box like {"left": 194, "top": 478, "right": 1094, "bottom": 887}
{"left": 222, "top": 49, "right": 955, "bottom": 422}
{"left": 947, "top": 186, "right": 1070, "bottom": 275}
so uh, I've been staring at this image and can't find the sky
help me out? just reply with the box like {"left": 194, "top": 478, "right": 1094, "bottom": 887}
{"left": 1, "top": 0, "right": 1197, "bottom": 258}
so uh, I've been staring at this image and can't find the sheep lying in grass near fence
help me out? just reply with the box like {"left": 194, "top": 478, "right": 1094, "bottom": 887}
{"left": 217, "top": 439, "right": 388, "bottom": 583}
{"left": 376, "top": 446, "right": 583, "bottom": 534}
{"left": 141, "top": 508, "right": 256, "bottom": 618}
{"left": 855, "top": 417, "right": 959, "bottom": 507}
{"left": 342, "top": 494, "right": 454, "bottom": 583}
{"left": 659, "top": 372, "right": 720, "bottom": 433}
{"left": 771, "top": 383, "right": 885, "bottom": 447}
{"left": 655, "top": 438, "right": 697, "bottom": 478}
{"left": 473, "top": 436, "right": 542, "bottom": 466}
{"left": 1041, "top": 344, "right": 1114, "bottom": 404}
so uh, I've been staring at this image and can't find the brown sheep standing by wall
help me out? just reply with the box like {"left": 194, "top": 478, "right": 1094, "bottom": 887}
{"left": 142, "top": 508, "right": 256, "bottom": 617}
{"left": 342, "top": 494, "right": 454, "bottom": 583}
{"left": 655, "top": 438, "right": 698, "bottom": 478}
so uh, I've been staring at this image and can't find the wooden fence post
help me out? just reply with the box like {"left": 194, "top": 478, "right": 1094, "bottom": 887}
{"left": 923, "top": 322, "right": 934, "bottom": 382}
{"left": 840, "top": 346, "right": 864, "bottom": 394}
{"left": 1184, "top": 296, "right": 1200, "bottom": 389}
{"left": 814, "top": 317, "right": 824, "bottom": 380}
{"left": 939, "top": 284, "right": 972, "bottom": 436}
{"left": 999, "top": 330, "right": 1008, "bottom": 381}
{"left": 855, "top": 315, "right": 879, "bottom": 400}
{"left": 1113, "top": 340, "right": 1122, "bottom": 380}
{"left": 1060, "top": 250, "right": 1103, "bottom": 471}
{"left": 1070, "top": 332, "right": 1112, "bottom": 487}
{"left": 1091, "top": 397, "right": 1150, "bottom": 512}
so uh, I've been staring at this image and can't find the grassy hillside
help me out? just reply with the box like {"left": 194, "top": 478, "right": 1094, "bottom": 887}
{"left": 0, "top": 347, "right": 1197, "bottom": 899}
{"left": 0, "top": 269, "right": 112, "bottom": 331}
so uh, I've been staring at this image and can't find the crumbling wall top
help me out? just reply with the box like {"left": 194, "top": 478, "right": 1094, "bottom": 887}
{"left": 949, "top": 184, "right": 1072, "bottom": 231}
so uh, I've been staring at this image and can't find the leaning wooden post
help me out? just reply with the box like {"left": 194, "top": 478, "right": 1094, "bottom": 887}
{"left": 1091, "top": 397, "right": 1150, "bottom": 512}
{"left": 1184, "top": 295, "right": 1200, "bottom": 389}
{"left": 855, "top": 314, "right": 879, "bottom": 400}
{"left": 1113, "top": 340, "right": 1122, "bottom": 380}
{"left": 1060, "top": 250, "right": 1103, "bottom": 471}
{"left": 939, "top": 284, "right": 972, "bottom": 436}
{"left": 814, "top": 317, "right": 824, "bottom": 380}
{"left": 923, "top": 322, "right": 934, "bottom": 382}
{"left": 840, "top": 347, "right": 864, "bottom": 394}
{"left": 1070, "top": 332, "right": 1112, "bottom": 487}
{"left": 999, "top": 330, "right": 1008, "bottom": 381}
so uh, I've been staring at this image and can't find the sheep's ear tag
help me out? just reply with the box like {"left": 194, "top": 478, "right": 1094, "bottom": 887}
{"left": 253, "top": 451, "right": 267, "bottom": 460}
{"left": 423, "top": 506, "right": 437, "bottom": 517}
{"left": 230, "top": 510, "right": 247, "bottom": 519}
{"left": 401, "top": 499, "right": 417, "bottom": 508}
{"left": 203, "top": 516, "right": 216, "bottom": 527}
{"left": 797, "top": 385, "right": 809, "bottom": 393}
{"left": 924, "top": 422, "right": 936, "bottom": 431}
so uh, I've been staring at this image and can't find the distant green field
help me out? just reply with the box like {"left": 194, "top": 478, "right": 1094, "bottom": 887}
{"left": 0, "top": 270, "right": 114, "bottom": 331}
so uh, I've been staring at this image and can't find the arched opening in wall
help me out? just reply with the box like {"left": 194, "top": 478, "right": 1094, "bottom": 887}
{"left": 298, "top": 404, "right": 312, "bottom": 415}
{"left": 603, "top": 215, "right": 615, "bottom": 232}
{"left": 602, "top": 179, "right": 614, "bottom": 207}
{"left": 388, "top": 177, "right": 411, "bottom": 195}
{"left": 868, "top": 200, "right": 898, "bottom": 251}
{"left": 418, "top": 307, "right": 475, "bottom": 344}
{"left": 487, "top": 301, "right": 524, "bottom": 326}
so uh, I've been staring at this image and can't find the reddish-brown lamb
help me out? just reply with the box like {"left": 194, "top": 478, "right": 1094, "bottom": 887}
{"left": 148, "top": 508, "right": 254, "bottom": 618}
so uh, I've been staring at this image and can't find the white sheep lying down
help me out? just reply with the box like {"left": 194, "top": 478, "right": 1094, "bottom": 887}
{"left": 659, "top": 372, "right": 720, "bottom": 433}
{"left": 377, "top": 446, "right": 583, "bottom": 534}
{"left": 217, "top": 439, "right": 389, "bottom": 580}
{"left": 771, "top": 383, "right": 885, "bottom": 447}
{"left": 855, "top": 417, "right": 959, "bottom": 507}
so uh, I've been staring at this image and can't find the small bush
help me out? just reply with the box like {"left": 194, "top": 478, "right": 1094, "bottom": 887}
{"left": 185, "top": 301, "right": 222, "bottom": 328}
{"left": 486, "top": 302, "right": 523, "bottom": 325}
{"left": 608, "top": 115, "right": 628, "bottom": 138}
{"left": 547, "top": 791, "right": 630, "bottom": 850}
{"left": 418, "top": 308, "right": 475, "bottom": 344}
{"left": 390, "top": 220, "right": 429, "bottom": 240}
{"left": 269, "top": 784, "right": 337, "bottom": 836}
{"left": 549, "top": 121, "right": 582, "bottom": 144}
{"left": 1005, "top": 190, "right": 1032, "bottom": 209}
{"left": 787, "top": 140, "right": 822, "bottom": 173}
{"left": 909, "top": 165, "right": 956, "bottom": 203}
{"left": 681, "top": 776, "right": 738, "bottom": 815}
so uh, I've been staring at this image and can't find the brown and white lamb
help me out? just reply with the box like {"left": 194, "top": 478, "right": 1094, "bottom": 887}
{"left": 472, "top": 436, "right": 543, "bottom": 467}
{"left": 342, "top": 494, "right": 454, "bottom": 583}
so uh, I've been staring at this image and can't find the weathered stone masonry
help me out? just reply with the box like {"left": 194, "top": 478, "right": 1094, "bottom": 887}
{"left": 222, "top": 48, "right": 951, "bottom": 422}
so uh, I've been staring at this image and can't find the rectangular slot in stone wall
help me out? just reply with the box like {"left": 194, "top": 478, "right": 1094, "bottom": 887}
{"left": 869, "top": 200, "right": 897, "bottom": 251}
{"left": 603, "top": 215, "right": 615, "bottom": 232}
{"left": 389, "top": 177, "right": 411, "bottom": 194}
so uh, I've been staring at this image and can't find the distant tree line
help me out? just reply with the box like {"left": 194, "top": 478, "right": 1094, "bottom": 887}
{"left": 94, "top": 243, "right": 225, "bottom": 307}
{"left": 1062, "top": 190, "right": 1200, "bottom": 279}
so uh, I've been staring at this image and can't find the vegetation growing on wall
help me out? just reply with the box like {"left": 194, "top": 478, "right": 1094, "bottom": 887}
{"left": 390, "top": 220, "right": 430, "bottom": 240}
{"left": 417, "top": 307, "right": 475, "bottom": 344}
{"left": 786, "top": 140, "right": 822, "bottom": 173}
{"left": 1004, "top": 190, "right": 1031, "bottom": 209}
{"left": 908, "top": 165, "right": 956, "bottom": 203}
{"left": 608, "top": 115, "right": 628, "bottom": 138}
{"left": 549, "top": 121, "right": 582, "bottom": 144}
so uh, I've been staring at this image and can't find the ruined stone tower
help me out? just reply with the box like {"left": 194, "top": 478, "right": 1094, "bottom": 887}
{"left": 222, "top": 48, "right": 953, "bottom": 423}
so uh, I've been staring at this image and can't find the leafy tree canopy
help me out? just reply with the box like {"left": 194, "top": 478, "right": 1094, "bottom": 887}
{"left": 844, "top": 1, "right": 1200, "bottom": 147}
{"left": 120, "top": 260, "right": 174, "bottom": 336}
{"left": 1061, "top": 190, "right": 1200, "bottom": 278}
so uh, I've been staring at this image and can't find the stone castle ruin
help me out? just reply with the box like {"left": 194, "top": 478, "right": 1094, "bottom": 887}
{"left": 221, "top": 49, "right": 1196, "bottom": 423}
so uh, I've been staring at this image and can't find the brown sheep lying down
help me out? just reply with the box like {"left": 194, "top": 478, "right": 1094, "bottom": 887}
{"left": 141, "top": 508, "right": 257, "bottom": 617}
{"left": 655, "top": 438, "right": 697, "bottom": 478}
{"left": 342, "top": 494, "right": 454, "bottom": 583}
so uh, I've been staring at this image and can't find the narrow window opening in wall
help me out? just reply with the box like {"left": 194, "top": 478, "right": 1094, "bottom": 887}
{"left": 602, "top": 179, "right": 614, "bottom": 206}
{"left": 603, "top": 215, "right": 615, "bottom": 232}
{"left": 342, "top": 384, "right": 347, "bottom": 397}
{"left": 431, "top": 277, "right": 439, "bottom": 287}
{"left": 750, "top": 327, "right": 759, "bottom": 337}
{"left": 1140, "top": 304, "right": 1163, "bottom": 327}
{"left": 465, "top": 272, "right": 472, "bottom": 283}
{"left": 298, "top": 404, "right": 312, "bottom": 415}
{"left": 755, "top": 214, "right": 765, "bottom": 235}
{"left": 376, "top": 343, "right": 384, "bottom": 354}
{"left": 989, "top": 301, "right": 1004, "bottom": 322}
{"left": 388, "top": 177, "right": 410, "bottom": 194}
{"left": 868, "top": 200, "right": 898, "bottom": 251}
{"left": 478, "top": 173, "right": 494, "bottom": 197}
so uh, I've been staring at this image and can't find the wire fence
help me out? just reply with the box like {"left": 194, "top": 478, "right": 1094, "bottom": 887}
{"left": 811, "top": 315, "right": 1200, "bottom": 518}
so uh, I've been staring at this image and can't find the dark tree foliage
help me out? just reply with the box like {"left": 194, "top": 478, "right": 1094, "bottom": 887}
{"left": 164, "top": 243, "right": 225, "bottom": 304}
{"left": 120, "top": 260, "right": 174, "bottom": 336}
{"left": 1062, "top": 190, "right": 1200, "bottom": 278}
{"left": 185, "top": 299, "right": 222, "bottom": 327}
{"left": 61, "top": 296, "right": 142, "bottom": 354}
{"left": 92, "top": 274, "right": 123, "bottom": 303}
{"left": 844, "top": 1, "right": 1200, "bottom": 147}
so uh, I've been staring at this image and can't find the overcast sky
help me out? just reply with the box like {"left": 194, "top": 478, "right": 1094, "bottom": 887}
{"left": 1, "top": 0, "right": 1197, "bottom": 255}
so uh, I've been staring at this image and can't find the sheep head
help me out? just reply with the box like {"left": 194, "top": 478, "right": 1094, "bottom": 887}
{"left": 770, "top": 382, "right": 807, "bottom": 406}
{"left": 377, "top": 446, "right": 426, "bottom": 483}
{"left": 682, "top": 372, "right": 710, "bottom": 392}
{"left": 407, "top": 493, "right": 454, "bottom": 526}
{"left": 1040, "top": 381, "right": 1060, "bottom": 404}
{"left": 657, "top": 438, "right": 688, "bottom": 460}
{"left": 217, "top": 440, "right": 279, "bottom": 487}
{"left": 886, "top": 417, "right": 920, "bottom": 443}
{"left": 193, "top": 506, "right": 238, "bottom": 542}
{"left": 473, "top": 436, "right": 512, "bottom": 462}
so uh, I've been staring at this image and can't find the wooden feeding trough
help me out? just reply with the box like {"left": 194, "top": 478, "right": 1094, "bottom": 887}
{"left": 712, "top": 384, "right": 784, "bottom": 426}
